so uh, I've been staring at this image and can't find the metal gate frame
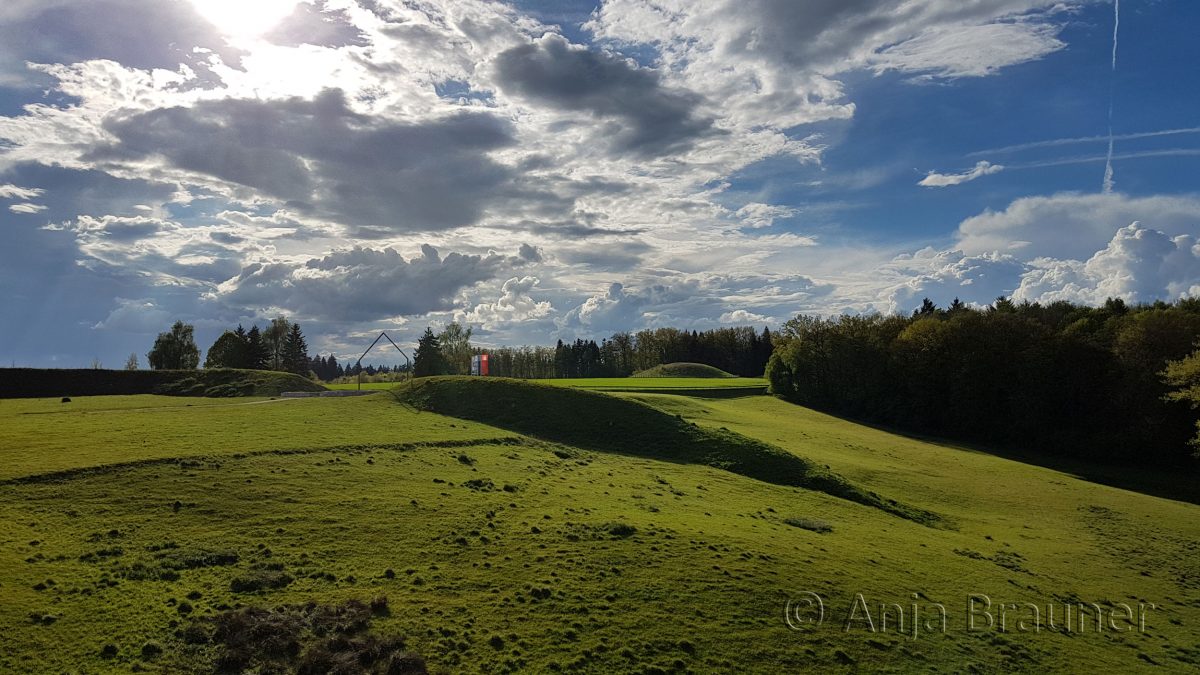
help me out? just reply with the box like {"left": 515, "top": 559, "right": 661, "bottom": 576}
{"left": 354, "top": 331, "right": 412, "bottom": 391}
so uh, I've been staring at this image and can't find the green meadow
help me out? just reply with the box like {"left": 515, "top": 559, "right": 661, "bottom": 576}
{"left": 1, "top": 378, "right": 1198, "bottom": 672}
{"left": 326, "top": 377, "right": 767, "bottom": 392}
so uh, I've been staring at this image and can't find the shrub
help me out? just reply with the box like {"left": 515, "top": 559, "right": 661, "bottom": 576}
{"left": 181, "top": 600, "right": 425, "bottom": 674}
{"left": 605, "top": 522, "right": 637, "bottom": 538}
{"left": 783, "top": 517, "right": 832, "bottom": 533}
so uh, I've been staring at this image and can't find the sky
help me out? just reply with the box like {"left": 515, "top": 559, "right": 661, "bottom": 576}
{"left": 0, "top": 0, "right": 1198, "bottom": 367}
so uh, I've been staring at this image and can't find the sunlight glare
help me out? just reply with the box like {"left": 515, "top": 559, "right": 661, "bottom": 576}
{"left": 189, "top": 0, "right": 300, "bottom": 39}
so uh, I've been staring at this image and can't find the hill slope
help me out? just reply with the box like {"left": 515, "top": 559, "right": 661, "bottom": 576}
{"left": 632, "top": 362, "right": 736, "bottom": 378}
{"left": 0, "top": 390, "right": 1195, "bottom": 671}
{"left": 397, "top": 377, "right": 938, "bottom": 524}
{"left": 0, "top": 368, "right": 325, "bottom": 398}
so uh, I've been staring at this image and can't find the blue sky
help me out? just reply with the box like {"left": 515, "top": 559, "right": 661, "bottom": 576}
{"left": 0, "top": 0, "right": 1197, "bottom": 367}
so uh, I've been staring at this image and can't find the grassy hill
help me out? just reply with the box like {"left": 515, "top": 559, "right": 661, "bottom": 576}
{"left": 0, "top": 382, "right": 1197, "bottom": 672}
{"left": 397, "top": 377, "right": 938, "bottom": 524}
{"left": 632, "top": 362, "right": 736, "bottom": 378}
{"left": 0, "top": 368, "right": 325, "bottom": 399}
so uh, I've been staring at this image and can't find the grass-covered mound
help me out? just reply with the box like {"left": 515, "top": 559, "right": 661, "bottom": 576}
{"left": 398, "top": 377, "right": 939, "bottom": 525}
{"left": 0, "top": 368, "right": 324, "bottom": 399}
{"left": 632, "top": 362, "right": 736, "bottom": 378}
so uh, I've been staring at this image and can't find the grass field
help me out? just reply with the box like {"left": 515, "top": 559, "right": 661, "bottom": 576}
{"left": 531, "top": 377, "right": 766, "bottom": 392}
{"left": 326, "top": 377, "right": 767, "bottom": 392}
{"left": 1, "top": 378, "right": 1197, "bottom": 672}
{"left": 630, "top": 363, "right": 736, "bottom": 378}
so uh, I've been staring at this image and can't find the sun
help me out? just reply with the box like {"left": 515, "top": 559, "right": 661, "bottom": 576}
{"left": 189, "top": 0, "right": 301, "bottom": 40}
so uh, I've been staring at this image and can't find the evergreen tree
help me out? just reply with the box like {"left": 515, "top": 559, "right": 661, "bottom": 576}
{"left": 245, "top": 325, "right": 269, "bottom": 370}
{"left": 281, "top": 323, "right": 310, "bottom": 376}
{"left": 914, "top": 297, "right": 938, "bottom": 317}
{"left": 413, "top": 328, "right": 449, "bottom": 377}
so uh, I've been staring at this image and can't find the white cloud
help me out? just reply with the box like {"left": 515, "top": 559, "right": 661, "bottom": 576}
{"left": 92, "top": 297, "right": 172, "bottom": 332}
{"left": 870, "top": 21, "right": 1065, "bottom": 79}
{"left": 1014, "top": 222, "right": 1200, "bottom": 304}
{"left": 588, "top": 0, "right": 1074, "bottom": 134}
{"left": 882, "top": 248, "right": 1027, "bottom": 313}
{"left": 735, "top": 203, "right": 796, "bottom": 229}
{"left": 0, "top": 183, "right": 44, "bottom": 199}
{"left": 459, "top": 276, "right": 552, "bottom": 330}
{"left": 719, "top": 309, "right": 769, "bottom": 324}
{"left": 8, "top": 202, "right": 47, "bottom": 213}
{"left": 918, "top": 160, "right": 1005, "bottom": 188}
{"left": 955, "top": 192, "right": 1200, "bottom": 260}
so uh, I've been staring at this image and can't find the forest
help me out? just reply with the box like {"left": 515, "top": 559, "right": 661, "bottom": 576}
{"left": 767, "top": 297, "right": 1200, "bottom": 464}
{"left": 473, "top": 326, "right": 773, "bottom": 379}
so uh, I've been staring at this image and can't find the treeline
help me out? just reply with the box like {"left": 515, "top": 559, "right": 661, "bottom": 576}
{"left": 201, "top": 318, "right": 310, "bottom": 376}
{"left": 478, "top": 327, "right": 773, "bottom": 379}
{"left": 145, "top": 317, "right": 402, "bottom": 382}
{"left": 767, "top": 297, "right": 1200, "bottom": 464}
{"left": 309, "top": 356, "right": 407, "bottom": 382}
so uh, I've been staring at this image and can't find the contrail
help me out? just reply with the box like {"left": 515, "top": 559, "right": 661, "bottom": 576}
{"left": 1102, "top": 0, "right": 1119, "bottom": 193}
{"left": 967, "top": 127, "right": 1200, "bottom": 156}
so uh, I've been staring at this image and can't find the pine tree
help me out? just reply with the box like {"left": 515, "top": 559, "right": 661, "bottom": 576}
{"left": 281, "top": 323, "right": 309, "bottom": 376}
{"left": 245, "top": 325, "right": 269, "bottom": 370}
{"left": 413, "top": 328, "right": 449, "bottom": 377}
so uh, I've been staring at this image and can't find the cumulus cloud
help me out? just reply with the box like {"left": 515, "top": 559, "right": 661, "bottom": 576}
{"left": 89, "top": 89, "right": 561, "bottom": 233}
{"left": 550, "top": 272, "right": 833, "bottom": 337}
{"left": 955, "top": 192, "right": 1200, "bottom": 260}
{"left": 92, "top": 297, "right": 172, "bottom": 332}
{"left": 918, "top": 161, "right": 1004, "bottom": 188}
{"left": 719, "top": 309, "right": 770, "bottom": 324}
{"left": 492, "top": 33, "right": 719, "bottom": 157}
{"left": 884, "top": 247, "right": 1027, "bottom": 313}
{"left": 1014, "top": 222, "right": 1200, "bottom": 304}
{"left": 556, "top": 282, "right": 646, "bottom": 336}
{"left": 459, "top": 276, "right": 552, "bottom": 330}
{"left": 216, "top": 244, "right": 517, "bottom": 322}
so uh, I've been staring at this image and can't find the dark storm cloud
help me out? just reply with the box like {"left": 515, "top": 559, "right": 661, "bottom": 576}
{"left": 493, "top": 34, "right": 719, "bottom": 157}
{"left": 89, "top": 89, "right": 567, "bottom": 233}
{"left": 265, "top": 1, "right": 368, "bottom": 49}
{"left": 219, "top": 245, "right": 515, "bottom": 322}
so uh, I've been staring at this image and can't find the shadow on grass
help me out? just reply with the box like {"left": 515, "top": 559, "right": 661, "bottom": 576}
{"left": 787, "top": 401, "right": 1200, "bottom": 507}
{"left": 395, "top": 377, "right": 946, "bottom": 527}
